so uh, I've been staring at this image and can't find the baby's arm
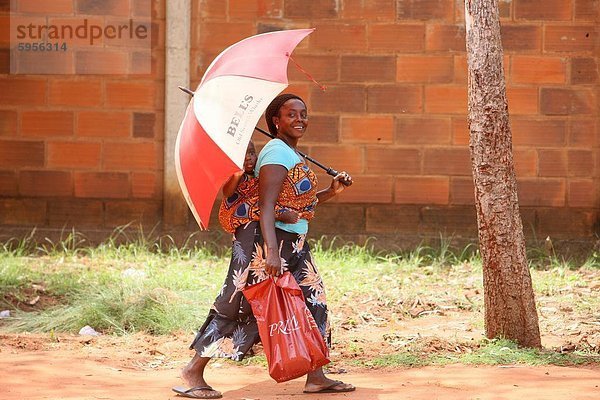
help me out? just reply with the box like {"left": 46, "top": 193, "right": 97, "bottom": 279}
{"left": 276, "top": 209, "right": 299, "bottom": 224}
{"left": 222, "top": 171, "right": 245, "bottom": 197}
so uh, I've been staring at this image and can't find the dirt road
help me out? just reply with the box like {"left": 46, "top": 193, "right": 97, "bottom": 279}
{"left": 2, "top": 342, "right": 599, "bottom": 400}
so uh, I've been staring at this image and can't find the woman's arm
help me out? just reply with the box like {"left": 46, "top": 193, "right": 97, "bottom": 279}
{"left": 316, "top": 171, "right": 353, "bottom": 204}
{"left": 221, "top": 171, "right": 245, "bottom": 197}
{"left": 258, "top": 164, "right": 288, "bottom": 277}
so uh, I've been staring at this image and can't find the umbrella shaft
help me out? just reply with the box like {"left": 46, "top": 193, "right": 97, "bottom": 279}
{"left": 253, "top": 127, "right": 338, "bottom": 177}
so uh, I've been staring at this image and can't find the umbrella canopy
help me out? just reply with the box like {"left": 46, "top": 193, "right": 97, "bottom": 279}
{"left": 175, "top": 28, "right": 314, "bottom": 229}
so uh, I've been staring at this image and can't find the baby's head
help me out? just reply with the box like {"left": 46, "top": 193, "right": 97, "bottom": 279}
{"left": 244, "top": 140, "right": 257, "bottom": 174}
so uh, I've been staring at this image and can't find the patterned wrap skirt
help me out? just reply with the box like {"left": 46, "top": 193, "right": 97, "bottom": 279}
{"left": 190, "top": 221, "right": 330, "bottom": 361}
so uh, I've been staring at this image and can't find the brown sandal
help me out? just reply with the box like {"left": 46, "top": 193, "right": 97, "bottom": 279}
{"left": 172, "top": 385, "right": 223, "bottom": 399}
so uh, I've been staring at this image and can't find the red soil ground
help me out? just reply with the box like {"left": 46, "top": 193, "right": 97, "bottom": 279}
{"left": 1, "top": 332, "right": 598, "bottom": 400}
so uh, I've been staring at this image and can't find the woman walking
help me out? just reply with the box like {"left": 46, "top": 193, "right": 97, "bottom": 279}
{"left": 173, "top": 94, "right": 354, "bottom": 398}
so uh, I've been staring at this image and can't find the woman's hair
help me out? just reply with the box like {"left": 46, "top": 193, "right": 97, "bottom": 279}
{"left": 264, "top": 93, "right": 305, "bottom": 136}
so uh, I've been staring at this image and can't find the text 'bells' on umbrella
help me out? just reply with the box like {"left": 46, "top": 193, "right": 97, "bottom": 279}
{"left": 174, "top": 28, "right": 314, "bottom": 230}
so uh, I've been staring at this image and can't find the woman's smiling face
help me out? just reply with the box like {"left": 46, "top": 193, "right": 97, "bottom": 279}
{"left": 273, "top": 99, "right": 308, "bottom": 143}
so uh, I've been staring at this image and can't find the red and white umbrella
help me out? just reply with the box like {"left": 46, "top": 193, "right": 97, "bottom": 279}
{"left": 175, "top": 28, "right": 314, "bottom": 229}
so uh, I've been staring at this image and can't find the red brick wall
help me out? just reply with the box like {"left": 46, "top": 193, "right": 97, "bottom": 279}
{"left": 191, "top": 0, "right": 599, "bottom": 243}
{"left": 0, "top": 0, "right": 598, "bottom": 247}
{"left": 0, "top": 0, "right": 166, "bottom": 233}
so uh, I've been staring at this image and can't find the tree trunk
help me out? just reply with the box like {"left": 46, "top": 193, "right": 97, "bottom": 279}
{"left": 464, "top": 0, "right": 541, "bottom": 348}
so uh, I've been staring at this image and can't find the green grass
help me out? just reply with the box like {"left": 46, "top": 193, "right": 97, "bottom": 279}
{"left": 364, "top": 352, "right": 427, "bottom": 368}
{"left": 0, "top": 228, "right": 229, "bottom": 334}
{"left": 459, "top": 338, "right": 593, "bottom": 366}
{"left": 1, "top": 230, "right": 598, "bottom": 368}
{"left": 362, "top": 338, "right": 594, "bottom": 368}
{"left": 0, "top": 232, "right": 485, "bottom": 335}
{"left": 0, "top": 253, "right": 227, "bottom": 334}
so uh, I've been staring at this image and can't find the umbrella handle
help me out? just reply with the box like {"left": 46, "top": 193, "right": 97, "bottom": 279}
{"left": 177, "top": 86, "right": 348, "bottom": 182}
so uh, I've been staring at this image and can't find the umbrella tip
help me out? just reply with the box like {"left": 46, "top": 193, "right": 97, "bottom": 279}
{"left": 178, "top": 86, "right": 195, "bottom": 96}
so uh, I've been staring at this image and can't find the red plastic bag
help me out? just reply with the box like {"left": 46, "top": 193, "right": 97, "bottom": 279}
{"left": 243, "top": 272, "right": 330, "bottom": 382}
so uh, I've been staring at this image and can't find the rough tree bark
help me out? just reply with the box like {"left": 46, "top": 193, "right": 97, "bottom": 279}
{"left": 464, "top": 0, "right": 541, "bottom": 347}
